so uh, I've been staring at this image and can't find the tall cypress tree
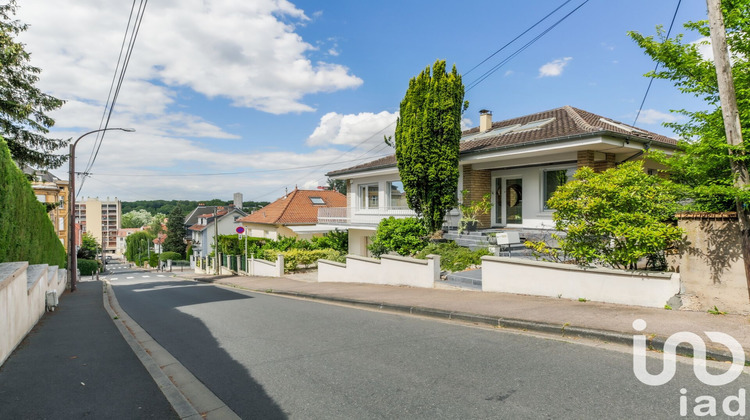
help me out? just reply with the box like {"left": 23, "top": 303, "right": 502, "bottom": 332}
{"left": 394, "top": 60, "right": 466, "bottom": 233}
{"left": 0, "top": 1, "right": 66, "bottom": 168}
{"left": 163, "top": 206, "right": 186, "bottom": 257}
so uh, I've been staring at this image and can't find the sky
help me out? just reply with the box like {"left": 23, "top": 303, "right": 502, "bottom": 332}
{"left": 15, "top": 0, "right": 712, "bottom": 203}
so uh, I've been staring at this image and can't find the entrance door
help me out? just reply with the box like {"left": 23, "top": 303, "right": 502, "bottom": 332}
{"left": 494, "top": 177, "right": 523, "bottom": 225}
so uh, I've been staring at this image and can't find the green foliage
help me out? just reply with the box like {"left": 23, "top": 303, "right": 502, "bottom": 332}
{"left": 121, "top": 209, "right": 153, "bottom": 228}
{"left": 459, "top": 191, "right": 492, "bottom": 222}
{"left": 146, "top": 213, "right": 166, "bottom": 237}
{"left": 395, "top": 60, "right": 467, "bottom": 232}
{"left": 415, "top": 241, "right": 490, "bottom": 272}
{"left": 0, "top": 1, "right": 66, "bottom": 168}
{"left": 310, "top": 229, "right": 348, "bottom": 253}
{"left": 163, "top": 206, "right": 186, "bottom": 257}
{"left": 159, "top": 251, "right": 182, "bottom": 261}
{"left": 262, "top": 248, "right": 344, "bottom": 272}
{"left": 121, "top": 199, "right": 270, "bottom": 216}
{"left": 186, "top": 244, "right": 193, "bottom": 258}
{"left": 148, "top": 253, "right": 158, "bottom": 268}
{"left": 541, "top": 162, "right": 684, "bottom": 269}
{"left": 77, "top": 232, "right": 100, "bottom": 260}
{"left": 0, "top": 137, "right": 66, "bottom": 267}
{"left": 369, "top": 217, "right": 428, "bottom": 257}
{"left": 77, "top": 259, "right": 100, "bottom": 276}
{"left": 326, "top": 178, "right": 347, "bottom": 195}
{"left": 629, "top": 2, "right": 750, "bottom": 211}
{"left": 124, "top": 231, "right": 154, "bottom": 262}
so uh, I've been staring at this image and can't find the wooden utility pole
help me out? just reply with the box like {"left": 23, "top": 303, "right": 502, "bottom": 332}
{"left": 706, "top": 0, "right": 750, "bottom": 301}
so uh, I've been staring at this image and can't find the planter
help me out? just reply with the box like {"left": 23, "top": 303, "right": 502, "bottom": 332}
{"left": 459, "top": 220, "right": 478, "bottom": 233}
{"left": 487, "top": 235, "right": 497, "bottom": 245}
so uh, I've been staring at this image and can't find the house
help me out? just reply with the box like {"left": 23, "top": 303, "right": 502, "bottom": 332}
{"left": 237, "top": 188, "right": 347, "bottom": 240}
{"left": 23, "top": 166, "right": 70, "bottom": 249}
{"left": 322, "top": 106, "right": 679, "bottom": 256}
{"left": 187, "top": 206, "right": 247, "bottom": 263}
{"left": 116, "top": 227, "right": 143, "bottom": 257}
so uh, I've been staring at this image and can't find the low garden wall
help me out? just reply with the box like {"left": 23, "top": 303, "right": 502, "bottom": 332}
{"left": 318, "top": 254, "right": 440, "bottom": 288}
{"left": 481, "top": 256, "right": 680, "bottom": 308}
{"left": 0, "top": 262, "right": 67, "bottom": 367}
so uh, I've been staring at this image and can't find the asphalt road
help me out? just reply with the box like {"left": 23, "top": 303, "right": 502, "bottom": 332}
{"left": 109, "top": 274, "right": 750, "bottom": 419}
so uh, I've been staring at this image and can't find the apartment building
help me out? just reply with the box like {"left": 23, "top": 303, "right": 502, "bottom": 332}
{"left": 75, "top": 197, "right": 122, "bottom": 256}
{"left": 25, "top": 167, "right": 70, "bottom": 249}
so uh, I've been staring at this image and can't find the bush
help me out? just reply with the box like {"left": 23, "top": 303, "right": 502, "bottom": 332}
{"left": 0, "top": 137, "right": 66, "bottom": 267}
{"left": 262, "top": 248, "right": 344, "bottom": 272}
{"left": 77, "top": 259, "right": 100, "bottom": 276}
{"left": 368, "top": 217, "right": 428, "bottom": 257}
{"left": 537, "top": 161, "right": 684, "bottom": 269}
{"left": 311, "top": 229, "right": 348, "bottom": 253}
{"left": 160, "top": 251, "right": 182, "bottom": 261}
{"left": 415, "top": 241, "right": 489, "bottom": 272}
{"left": 148, "top": 253, "right": 159, "bottom": 268}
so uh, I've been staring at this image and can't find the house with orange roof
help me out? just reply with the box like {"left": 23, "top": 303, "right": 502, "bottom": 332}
{"left": 237, "top": 188, "right": 346, "bottom": 240}
{"left": 188, "top": 206, "right": 247, "bottom": 261}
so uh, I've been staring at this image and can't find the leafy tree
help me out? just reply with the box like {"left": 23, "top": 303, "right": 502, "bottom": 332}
{"left": 121, "top": 209, "right": 153, "bottom": 228}
{"left": 528, "top": 162, "right": 685, "bottom": 269}
{"left": 368, "top": 217, "right": 428, "bottom": 257}
{"left": 146, "top": 213, "right": 166, "bottom": 237}
{"left": 124, "top": 230, "right": 154, "bottom": 263}
{"left": 326, "top": 178, "right": 347, "bottom": 195}
{"left": 162, "top": 206, "right": 186, "bottom": 256}
{"left": 628, "top": 1, "right": 750, "bottom": 210}
{"left": 0, "top": 1, "right": 66, "bottom": 168}
{"left": 394, "top": 60, "right": 467, "bottom": 233}
{"left": 77, "top": 232, "right": 100, "bottom": 260}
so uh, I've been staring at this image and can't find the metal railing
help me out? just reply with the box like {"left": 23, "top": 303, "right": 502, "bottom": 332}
{"left": 317, "top": 207, "right": 416, "bottom": 226}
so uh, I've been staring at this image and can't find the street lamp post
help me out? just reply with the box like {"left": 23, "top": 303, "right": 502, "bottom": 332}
{"left": 68, "top": 127, "right": 134, "bottom": 292}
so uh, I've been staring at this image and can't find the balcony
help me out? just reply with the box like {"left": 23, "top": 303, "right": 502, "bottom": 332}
{"left": 317, "top": 207, "right": 417, "bottom": 227}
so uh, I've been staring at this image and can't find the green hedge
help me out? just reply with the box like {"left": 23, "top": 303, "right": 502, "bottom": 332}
{"left": 159, "top": 251, "right": 182, "bottom": 261}
{"left": 148, "top": 253, "right": 159, "bottom": 268}
{"left": 262, "top": 248, "right": 344, "bottom": 272}
{"left": 0, "top": 137, "right": 66, "bottom": 267}
{"left": 77, "top": 259, "right": 100, "bottom": 276}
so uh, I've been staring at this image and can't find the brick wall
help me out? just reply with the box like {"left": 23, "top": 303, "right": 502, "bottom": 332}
{"left": 461, "top": 165, "right": 492, "bottom": 227}
{"left": 577, "top": 150, "right": 615, "bottom": 172}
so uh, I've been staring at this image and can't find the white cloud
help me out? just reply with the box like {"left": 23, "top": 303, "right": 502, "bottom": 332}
{"left": 538, "top": 57, "right": 572, "bottom": 78}
{"left": 635, "top": 109, "right": 679, "bottom": 125}
{"left": 306, "top": 111, "right": 398, "bottom": 147}
{"left": 693, "top": 37, "right": 714, "bottom": 61}
{"left": 461, "top": 117, "right": 473, "bottom": 131}
{"left": 503, "top": 70, "right": 514, "bottom": 77}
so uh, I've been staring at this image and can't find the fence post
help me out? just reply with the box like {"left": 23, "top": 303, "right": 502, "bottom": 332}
{"left": 276, "top": 254, "right": 284, "bottom": 277}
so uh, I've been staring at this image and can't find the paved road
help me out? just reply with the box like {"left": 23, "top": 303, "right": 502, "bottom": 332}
{"left": 109, "top": 275, "right": 750, "bottom": 419}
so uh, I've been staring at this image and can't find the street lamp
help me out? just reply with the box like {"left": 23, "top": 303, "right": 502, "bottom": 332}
{"left": 68, "top": 127, "right": 134, "bottom": 291}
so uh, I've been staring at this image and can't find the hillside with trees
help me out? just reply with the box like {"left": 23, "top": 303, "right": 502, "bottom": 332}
{"left": 121, "top": 199, "right": 270, "bottom": 215}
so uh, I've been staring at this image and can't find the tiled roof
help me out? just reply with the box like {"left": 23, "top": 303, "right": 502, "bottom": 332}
{"left": 327, "top": 106, "right": 678, "bottom": 177}
{"left": 189, "top": 224, "right": 207, "bottom": 231}
{"left": 237, "top": 189, "right": 346, "bottom": 225}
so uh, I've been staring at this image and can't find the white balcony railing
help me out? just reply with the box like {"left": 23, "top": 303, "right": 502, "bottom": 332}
{"left": 317, "top": 207, "right": 417, "bottom": 226}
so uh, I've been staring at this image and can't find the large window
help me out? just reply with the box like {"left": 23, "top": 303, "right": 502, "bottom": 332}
{"left": 388, "top": 181, "right": 407, "bottom": 208}
{"left": 543, "top": 168, "right": 575, "bottom": 210}
{"left": 359, "top": 184, "right": 379, "bottom": 209}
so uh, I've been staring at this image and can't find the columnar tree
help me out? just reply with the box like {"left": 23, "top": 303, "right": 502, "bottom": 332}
{"left": 163, "top": 206, "right": 186, "bottom": 257}
{"left": 0, "top": 1, "right": 66, "bottom": 168}
{"left": 394, "top": 60, "right": 467, "bottom": 233}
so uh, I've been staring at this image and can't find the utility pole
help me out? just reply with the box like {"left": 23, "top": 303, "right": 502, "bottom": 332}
{"left": 706, "top": 0, "right": 750, "bottom": 301}
{"left": 214, "top": 208, "right": 219, "bottom": 275}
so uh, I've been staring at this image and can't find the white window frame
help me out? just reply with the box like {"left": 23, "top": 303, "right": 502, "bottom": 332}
{"left": 541, "top": 167, "right": 576, "bottom": 211}
{"left": 358, "top": 183, "right": 379, "bottom": 210}
{"left": 387, "top": 181, "right": 407, "bottom": 209}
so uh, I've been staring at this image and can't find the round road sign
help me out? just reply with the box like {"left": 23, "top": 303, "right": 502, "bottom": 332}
{"left": 236, "top": 226, "right": 245, "bottom": 234}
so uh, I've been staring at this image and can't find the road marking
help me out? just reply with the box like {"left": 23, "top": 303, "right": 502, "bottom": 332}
{"left": 142, "top": 275, "right": 150, "bottom": 278}
{"left": 111, "top": 278, "right": 119, "bottom": 280}
{"left": 127, "top": 276, "right": 134, "bottom": 279}
{"left": 157, "top": 275, "right": 165, "bottom": 277}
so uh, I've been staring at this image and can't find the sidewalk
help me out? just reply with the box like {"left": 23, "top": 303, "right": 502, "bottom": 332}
{"left": 175, "top": 270, "right": 750, "bottom": 361}
{"left": 0, "top": 281, "right": 178, "bottom": 419}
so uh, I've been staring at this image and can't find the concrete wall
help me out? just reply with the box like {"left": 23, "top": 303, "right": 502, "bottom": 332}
{"left": 0, "top": 262, "right": 67, "bottom": 367}
{"left": 318, "top": 254, "right": 439, "bottom": 288}
{"left": 481, "top": 256, "right": 679, "bottom": 308}
{"left": 348, "top": 228, "right": 376, "bottom": 257}
{"left": 247, "top": 255, "right": 284, "bottom": 277}
{"left": 670, "top": 215, "right": 750, "bottom": 313}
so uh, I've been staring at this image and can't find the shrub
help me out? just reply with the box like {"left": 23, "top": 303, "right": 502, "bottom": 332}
{"left": 415, "top": 241, "right": 489, "bottom": 272}
{"left": 262, "top": 248, "right": 344, "bottom": 272}
{"left": 160, "top": 251, "right": 182, "bottom": 261}
{"left": 369, "top": 217, "right": 428, "bottom": 257}
{"left": 77, "top": 259, "right": 100, "bottom": 276}
{"left": 311, "top": 229, "right": 348, "bottom": 253}
{"left": 148, "top": 253, "right": 159, "bottom": 268}
{"left": 538, "top": 161, "right": 684, "bottom": 269}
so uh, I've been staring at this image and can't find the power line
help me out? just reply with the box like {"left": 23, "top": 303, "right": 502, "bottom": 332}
{"left": 632, "top": 0, "right": 682, "bottom": 127}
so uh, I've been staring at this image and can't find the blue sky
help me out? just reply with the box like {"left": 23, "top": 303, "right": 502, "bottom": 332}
{"left": 17, "top": 0, "right": 710, "bottom": 202}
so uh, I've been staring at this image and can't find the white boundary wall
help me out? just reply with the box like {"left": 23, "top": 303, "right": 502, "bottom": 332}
{"left": 481, "top": 256, "right": 680, "bottom": 308}
{"left": 247, "top": 255, "right": 284, "bottom": 277}
{"left": 318, "top": 254, "right": 439, "bottom": 288}
{"left": 0, "top": 262, "right": 67, "bottom": 366}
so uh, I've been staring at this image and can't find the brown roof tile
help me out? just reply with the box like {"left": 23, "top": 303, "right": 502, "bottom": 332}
{"left": 237, "top": 189, "right": 346, "bottom": 225}
{"left": 327, "top": 106, "right": 678, "bottom": 177}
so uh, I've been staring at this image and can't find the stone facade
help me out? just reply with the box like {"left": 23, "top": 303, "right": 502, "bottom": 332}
{"left": 577, "top": 150, "right": 615, "bottom": 172}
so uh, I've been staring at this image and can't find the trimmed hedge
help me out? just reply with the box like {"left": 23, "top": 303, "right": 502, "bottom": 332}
{"left": 262, "top": 248, "right": 344, "bottom": 272}
{"left": 77, "top": 259, "right": 100, "bottom": 276}
{"left": 159, "top": 251, "right": 182, "bottom": 261}
{"left": 0, "top": 137, "right": 66, "bottom": 267}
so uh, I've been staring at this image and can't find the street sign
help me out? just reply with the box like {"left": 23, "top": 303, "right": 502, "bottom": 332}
{"left": 236, "top": 226, "right": 245, "bottom": 234}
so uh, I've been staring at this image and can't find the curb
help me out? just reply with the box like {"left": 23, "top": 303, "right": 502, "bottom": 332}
{"left": 231, "top": 287, "right": 743, "bottom": 364}
{"left": 102, "top": 280, "right": 240, "bottom": 420}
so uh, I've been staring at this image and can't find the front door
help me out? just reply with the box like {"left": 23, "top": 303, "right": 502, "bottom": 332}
{"left": 494, "top": 177, "right": 523, "bottom": 225}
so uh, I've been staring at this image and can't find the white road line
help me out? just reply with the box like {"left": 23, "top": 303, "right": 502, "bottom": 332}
{"left": 127, "top": 276, "right": 134, "bottom": 279}
{"left": 157, "top": 275, "right": 165, "bottom": 277}
{"left": 142, "top": 275, "right": 150, "bottom": 278}
{"left": 111, "top": 278, "right": 119, "bottom": 280}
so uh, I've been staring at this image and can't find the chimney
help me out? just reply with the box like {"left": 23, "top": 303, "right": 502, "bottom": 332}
{"left": 233, "top": 192, "right": 243, "bottom": 209}
{"left": 479, "top": 109, "right": 492, "bottom": 133}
